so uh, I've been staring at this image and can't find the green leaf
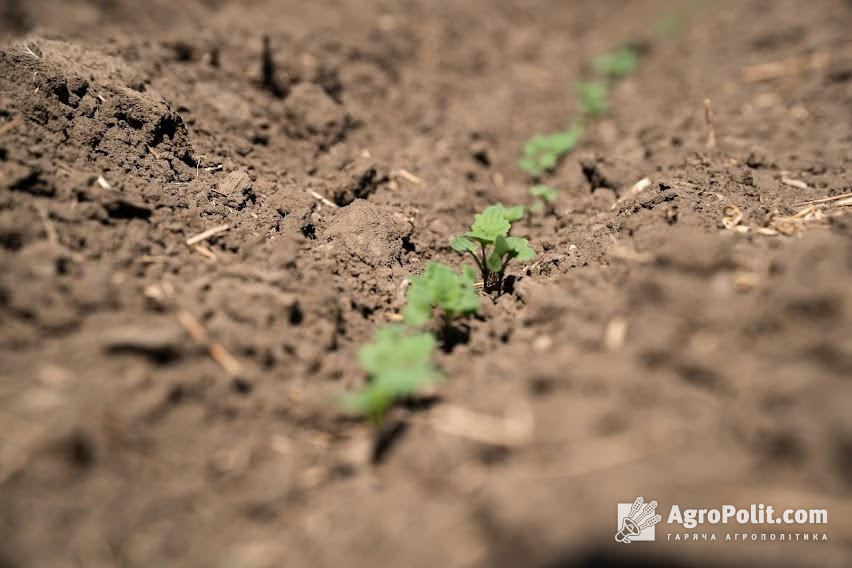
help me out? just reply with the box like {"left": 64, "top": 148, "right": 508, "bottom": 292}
{"left": 450, "top": 236, "right": 476, "bottom": 253}
{"left": 519, "top": 125, "right": 584, "bottom": 176}
{"left": 456, "top": 284, "right": 481, "bottom": 314}
{"left": 539, "top": 153, "right": 557, "bottom": 170}
{"left": 403, "top": 262, "right": 481, "bottom": 323}
{"left": 460, "top": 265, "right": 477, "bottom": 284}
{"left": 486, "top": 251, "right": 504, "bottom": 273}
{"left": 592, "top": 47, "right": 638, "bottom": 78}
{"left": 577, "top": 81, "right": 609, "bottom": 117}
{"left": 402, "top": 303, "right": 431, "bottom": 326}
{"left": 358, "top": 326, "right": 435, "bottom": 379}
{"left": 373, "top": 363, "right": 438, "bottom": 398}
{"left": 339, "top": 388, "right": 393, "bottom": 421}
{"left": 504, "top": 236, "right": 535, "bottom": 261}
{"left": 548, "top": 126, "right": 584, "bottom": 153}
{"left": 485, "top": 235, "right": 535, "bottom": 274}
{"left": 427, "top": 263, "right": 459, "bottom": 307}
{"left": 343, "top": 325, "right": 440, "bottom": 419}
{"left": 468, "top": 205, "right": 511, "bottom": 243}
{"left": 402, "top": 278, "right": 433, "bottom": 325}
{"left": 518, "top": 157, "right": 538, "bottom": 175}
{"left": 486, "top": 235, "right": 509, "bottom": 272}
{"left": 530, "top": 185, "right": 559, "bottom": 203}
{"left": 500, "top": 204, "right": 525, "bottom": 223}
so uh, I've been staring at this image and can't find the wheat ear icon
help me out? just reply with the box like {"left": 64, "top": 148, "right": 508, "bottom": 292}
{"left": 634, "top": 500, "right": 657, "bottom": 524}
{"left": 629, "top": 497, "right": 643, "bottom": 518}
{"left": 615, "top": 497, "right": 661, "bottom": 544}
{"left": 639, "top": 515, "right": 662, "bottom": 531}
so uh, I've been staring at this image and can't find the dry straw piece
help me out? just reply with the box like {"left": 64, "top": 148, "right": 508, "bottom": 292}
{"left": 721, "top": 188, "right": 851, "bottom": 237}
{"left": 703, "top": 98, "right": 716, "bottom": 148}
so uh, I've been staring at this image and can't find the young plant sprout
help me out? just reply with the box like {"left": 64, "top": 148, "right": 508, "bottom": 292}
{"left": 529, "top": 184, "right": 559, "bottom": 213}
{"left": 346, "top": 36, "right": 648, "bottom": 422}
{"left": 576, "top": 80, "right": 609, "bottom": 118}
{"left": 519, "top": 124, "right": 584, "bottom": 176}
{"left": 450, "top": 204, "right": 535, "bottom": 292}
{"left": 592, "top": 46, "right": 638, "bottom": 78}
{"left": 519, "top": 39, "right": 645, "bottom": 179}
{"left": 403, "top": 261, "right": 480, "bottom": 326}
{"left": 341, "top": 325, "right": 439, "bottom": 421}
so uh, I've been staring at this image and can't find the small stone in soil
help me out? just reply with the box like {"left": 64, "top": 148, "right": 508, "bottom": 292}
{"left": 217, "top": 170, "right": 255, "bottom": 209}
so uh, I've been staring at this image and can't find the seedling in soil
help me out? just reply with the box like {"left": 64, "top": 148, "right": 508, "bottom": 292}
{"left": 576, "top": 80, "right": 609, "bottom": 118}
{"left": 519, "top": 124, "right": 584, "bottom": 177}
{"left": 592, "top": 46, "right": 639, "bottom": 78}
{"left": 451, "top": 204, "right": 535, "bottom": 292}
{"left": 341, "top": 325, "right": 439, "bottom": 421}
{"left": 529, "top": 184, "right": 559, "bottom": 213}
{"left": 403, "top": 261, "right": 481, "bottom": 326}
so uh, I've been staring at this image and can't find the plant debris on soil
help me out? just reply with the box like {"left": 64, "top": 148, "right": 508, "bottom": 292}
{"left": 1, "top": 1, "right": 852, "bottom": 567}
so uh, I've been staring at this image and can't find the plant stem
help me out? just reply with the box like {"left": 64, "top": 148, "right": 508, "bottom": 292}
{"left": 479, "top": 242, "right": 491, "bottom": 285}
{"left": 466, "top": 250, "right": 485, "bottom": 278}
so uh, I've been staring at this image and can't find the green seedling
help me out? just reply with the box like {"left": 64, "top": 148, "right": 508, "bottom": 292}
{"left": 403, "top": 261, "right": 480, "bottom": 326}
{"left": 529, "top": 184, "right": 559, "bottom": 213}
{"left": 341, "top": 325, "right": 439, "bottom": 421}
{"left": 519, "top": 124, "right": 584, "bottom": 177}
{"left": 577, "top": 80, "right": 609, "bottom": 117}
{"left": 592, "top": 47, "right": 638, "bottom": 78}
{"left": 450, "top": 204, "right": 535, "bottom": 291}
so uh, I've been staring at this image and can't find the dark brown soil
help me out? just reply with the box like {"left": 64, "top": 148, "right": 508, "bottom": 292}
{"left": 2, "top": 1, "right": 852, "bottom": 567}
